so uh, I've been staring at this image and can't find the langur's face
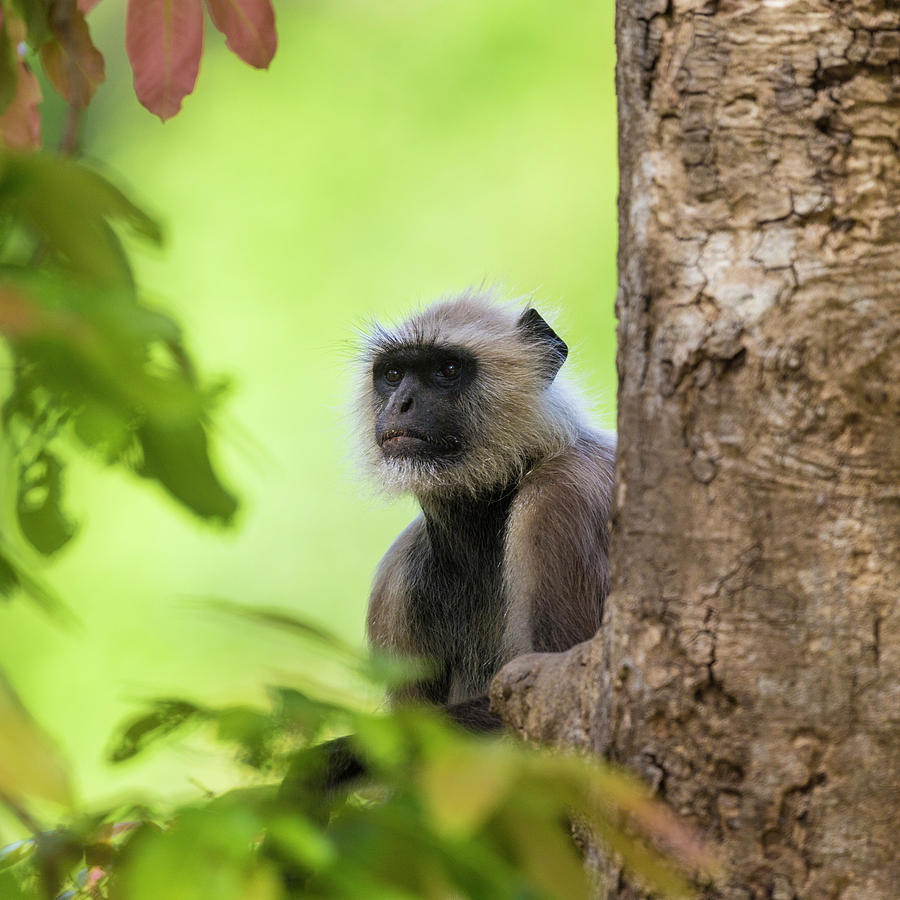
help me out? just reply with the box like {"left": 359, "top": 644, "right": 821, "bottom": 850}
{"left": 372, "top": 344, "right": 477, "bottom": 465}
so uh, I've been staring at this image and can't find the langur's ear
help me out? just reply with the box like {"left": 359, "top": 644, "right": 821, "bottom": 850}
{"left": 517, "top": 308, "right": 568, "bottom": 380}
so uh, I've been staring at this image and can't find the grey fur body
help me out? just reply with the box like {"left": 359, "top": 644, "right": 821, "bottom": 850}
{"left": 358, "top": 292, "right": 615, "bottom": 722}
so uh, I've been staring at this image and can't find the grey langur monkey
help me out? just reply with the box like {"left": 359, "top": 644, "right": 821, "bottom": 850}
{"left": 357, "top": 291, "right": 615, "bottom": 731}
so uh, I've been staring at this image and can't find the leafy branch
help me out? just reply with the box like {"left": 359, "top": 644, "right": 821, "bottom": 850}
{"left": 0, "top": 152, "right": 237, "bottom": 608}
{"left": 0, "top": 610, "right": 720, "bottom": 899}
{"left": 0, "top": 0, "right": 278, "bottom": 152}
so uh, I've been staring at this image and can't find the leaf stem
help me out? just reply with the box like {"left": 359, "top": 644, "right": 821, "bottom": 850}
{"left": 59, "top": 103, "right": 83, "bottom": 156}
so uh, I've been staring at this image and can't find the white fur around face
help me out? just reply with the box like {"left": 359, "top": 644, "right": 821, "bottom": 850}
{"left": 355, "top": 291, "right": 589, "bottom": 499}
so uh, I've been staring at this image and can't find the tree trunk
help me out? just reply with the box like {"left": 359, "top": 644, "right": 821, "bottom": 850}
{"left": 491, "top": 1, "right": 900, "bottom": 897}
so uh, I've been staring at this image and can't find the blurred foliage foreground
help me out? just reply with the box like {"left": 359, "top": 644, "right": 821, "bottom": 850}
{"left": 0, "top": 607, "right": 712, "bottom": 900}
{"left": 0, "top": 152, "right": 713, "bottom": 898}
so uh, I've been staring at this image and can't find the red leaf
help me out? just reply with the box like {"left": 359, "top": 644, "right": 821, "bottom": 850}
{"left": 205, "top": 0, "right": 276, "bottom": 69}
{"left": 126, "top": 0, "right": 204, "bottom": 121}
{"left": 40, "top": 4, "right": 105, "bottom": 109}
{"left": 0, "top": 61, "right": 42, "bottom": 151}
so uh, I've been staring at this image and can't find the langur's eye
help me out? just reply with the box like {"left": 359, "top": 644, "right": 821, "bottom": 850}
{"left": 385, "top": 367, "right": 403, "bottom": 385}
{"left": 439, "top": 360, "right": 460, "bottom": 379}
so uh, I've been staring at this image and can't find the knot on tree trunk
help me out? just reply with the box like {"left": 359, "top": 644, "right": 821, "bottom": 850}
{"left": 489, "top": 637, "right": 604, "bottom": 750}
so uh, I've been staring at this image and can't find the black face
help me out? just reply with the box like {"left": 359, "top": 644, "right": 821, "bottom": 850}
{"left": 373, "top": 345, "right": 476, "bottom": 462}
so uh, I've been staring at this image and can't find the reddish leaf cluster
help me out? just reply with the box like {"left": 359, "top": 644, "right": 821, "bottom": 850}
{"left": 0, "top": 0, "right": 277, "bottom": 150}
{"left": 125, "top": 0, "right": 278, "bottom": 120}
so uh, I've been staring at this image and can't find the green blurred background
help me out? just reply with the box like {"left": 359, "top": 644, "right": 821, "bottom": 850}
{"left": 1, "top": 0, "right": 617, "bottom": 813}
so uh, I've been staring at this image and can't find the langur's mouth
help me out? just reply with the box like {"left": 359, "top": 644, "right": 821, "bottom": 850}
{"left": 381, "top": 427, "right": 433, "bottom": 445}
{"left": 380, "top": 428, "right": 462, "bottom": 455}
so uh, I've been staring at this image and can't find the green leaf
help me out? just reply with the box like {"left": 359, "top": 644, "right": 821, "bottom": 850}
{"left": 115, "top": 805, "right": 279, "bottom": 900}
{"left": 70, "top": 399, "right": 133, "bottom": 462}
{"left": 214, "top": 706, "right": 276, "bottom": 767}
{"left": 137, "top": 417, "right": 238, "bottom": 523}
{"left": 496, "top": 799, "right": 591, "bottom": 900}
{"left": 264, "top": 814, "right": 336, "bottom": 872}
{"left": 16, "top": 449, "right": 76, "bottom": 555}
{"left": 0, "top": 870, "right": 31, "bottom": 898}
{"left": 0, "top": 153, "right": 161, "bottom": 288}
{"left": 270, "top": 686, "right": 340, "bottom": 741}
{"left": 360, "top": 649, "right": 435, "bottom": 691}
{"left": 0, "top": 543, "right": 68, "bottom": 618}
{"left": 0, "top": 552, "right": 19, "bottom": 598}
{"left": 418, "top": 741, "right": 514, "bottom": 837}
{"left": 10, "top": 0, "right": 53, "bottom": 48}
{"left": 0, "top": 836, "right": 36, "bottom": 872}
{"left": 108, "top": 700, "right": 203, "bottom": 763}
{"left": 207, "top": 600, "right": 360, "bottom": 656}
{"left": 0, "top": 672, "right": 72, "bottom": 807}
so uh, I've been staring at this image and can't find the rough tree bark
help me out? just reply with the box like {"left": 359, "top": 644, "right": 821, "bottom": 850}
{"left": 491, "top": 1, "right": 900, "bottom": 898}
